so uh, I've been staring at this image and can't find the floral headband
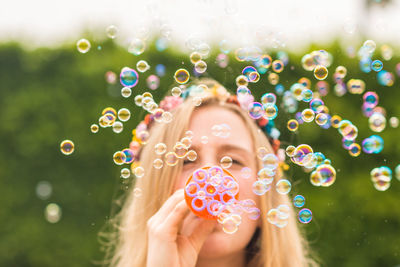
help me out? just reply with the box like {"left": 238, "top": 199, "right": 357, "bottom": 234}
{"left": 129, "top": 83, "right": 281, "bottom": 165}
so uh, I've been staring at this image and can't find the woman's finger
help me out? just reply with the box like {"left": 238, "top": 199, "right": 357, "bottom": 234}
{"left": 161, "top": 199, "right": 191, "bottom": 235}
{"left": 148, "top": 189, "right": 184, "bottom": 226}
{"left": 187, "top": 219, "right": 216, "bottom": 253}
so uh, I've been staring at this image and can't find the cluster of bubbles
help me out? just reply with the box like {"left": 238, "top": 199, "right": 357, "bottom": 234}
{"left": 266, "top": 204, "right": 291, "bottom": 228}
{"left": 292, "top": 195, "right": 313, "bottom": 224}
{"left": 251, "top": 147, "right": 291, "bottom": 197}
{"left": 35, "top": 180, "right": 62, "bottom": 223}
{"left": 185, "top": 166, "right": 260, "bottom": 234}
{"left": 67, "top": 31, "right": 400, "bottom": 232}
{"left": 92, "top": 107, "right": 131, "bottom": 134}
{"left": 286, "top": 144, "right": 336, "bottom": 187}
{"left": 301, "top": 50, "right": 332, "bottom": 80}
{"left": 152, "top": 131, "right": 197, "bottom": 170}
{"left": 134, "top": 92, "right": 173, "bottom": 123}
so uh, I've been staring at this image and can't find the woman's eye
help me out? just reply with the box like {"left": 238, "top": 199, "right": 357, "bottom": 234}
{"left": 232, "top": 159, "right": 243, "bottom": 166}
{"left": 183, "top": 160, "right": 193, "bottom": 165}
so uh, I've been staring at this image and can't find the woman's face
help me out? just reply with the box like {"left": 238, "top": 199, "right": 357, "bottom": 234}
{"left": 175, "top": 105, "right": 260, "bottom": 260}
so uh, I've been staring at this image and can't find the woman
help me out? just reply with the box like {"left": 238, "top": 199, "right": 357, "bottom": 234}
{"left": 101, "top": 79, "right": 317, "bottom": 267}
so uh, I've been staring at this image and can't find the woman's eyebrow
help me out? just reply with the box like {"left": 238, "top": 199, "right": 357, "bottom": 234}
{"left": 217, "top": 144, "right": 253, "bottom": 156}
{"left": 189, "top": 143, "right": 253, "bottom": 156}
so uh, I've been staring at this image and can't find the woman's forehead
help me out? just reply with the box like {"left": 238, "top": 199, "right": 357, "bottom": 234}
{"left": 188, "top": 105, "right": 254, "bottom": 152}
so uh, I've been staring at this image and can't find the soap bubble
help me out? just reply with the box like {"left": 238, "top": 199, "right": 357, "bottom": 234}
{"left": 106, "top": 25, "right": 118, "bottom": 39}
{"left": 153, "top": 159, "right": 164, "bottom": 169}
{"left": 220, "top": 156, "right": 233, "bottom": 169}
{"left": 293, "top": 195, "right": 305, "bottom": 208}
{"left": 121, "top": 168, "right": 131, "bottom": 179}
{"left": 194, "top": 60, "right": 207, "bottom": 74}
{"left": 113, "top": 151, "right": 126, "bottom": 165}
{"left": 174, "top": 69, "right": 190, "bottom": 84}
{"left": 60, "top": 140, "right": 74, "bottom": 155}
{"left": 314, "top": 65, "right": 328, "bottom": 80}
{"left": 112, "top": 121, "right": 123, "bottom": 133}
{"left": 128, "top": 38, "right": 145, "bottom": 55}
{"left": 36, "top": 181, "right": 52, "bottom": 200}
{"left": 120, "top": 67, "right": 139, "bottom": 88}
{"left": 76, "top": 39, "right": 91, "bottom": 53}
{"left": 121, "top": 87, "right": 132, "bottom": 98}
{"left": 298, "top": 208, "right": 312, "bottom": 224}
{"left": 45, "top": 203, "right": 62, "bottom": 223}
{"left": 276, "top": 179, "right": 291, "bottom": 194}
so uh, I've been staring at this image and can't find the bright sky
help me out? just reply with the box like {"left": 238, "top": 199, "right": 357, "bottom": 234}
{"left": 1, "top": 0, "right": 400, "bottom": 50}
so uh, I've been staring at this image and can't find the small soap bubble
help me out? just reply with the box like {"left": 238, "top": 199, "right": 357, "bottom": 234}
{"left": 314, "top": 65, "right": 328, "bottom": 80}
{"left": 301, "top": 109, "right": 315, "bottom": 123}
{"left": 118, "top": 108, "right": 131, "bottom": 122}
{"left": 183, "top": 150, "right": 197, "bottom": 163}
{"left": 36, "top": 181, "right": 52, "bottom": 200}
{"left": 155, "top": 143, "right": 167, "bottom": 155}
{"left": 136, "top": 60, "right": 150, "bottom": 73}
{"left": 194, "top": 60, "right": 207, "bottom": 74}
{"left": 171, "top": 87, "right": 182, "bottom": 97}
{"left": 128, "top": 38, "right": 145, "bottom": 56}
{"left": 335, "top": 66, "right": 347, "bottom": 78}
{"left": 272, "top": 60, "right": 284, "bottom": 73}
{"left": 134, "top": 188, "right": 142, "bottom": 197}
{"left": 165, "top": 152, "right": 179, "bottom": 166}
{"left": 222, "top": 217, "right": 239, "bottom": 234}
{"left": 371, "top": 60, "right": 383, "bottom": 72}
{"left": 248, "top": 102, "right": 264, "bottom": 119}
{"left": 113, "top": 151, "right": 126, "bottom": 165}
{"left": 174, "top": 69, "right": 190, "bottom": 84}
{"left": 174, "top": 142, "right": 188, "bottom": 158}
{"left": 287, "top": 119, "right": 299, "bottom": 131}
{"left": 252, "top": 180, "right": 270, "bottom": 195}
{"left": 267, "top": 208, "right": 279, "bottom": 224}
{"left": 293, "top": 195, "right": 305, "bottom": 208}
{"left": 216, "top": 53, "right": 229, "bottom": 68}
{"left": 348, "top": 143, "right": 361, "bottom": 157}
{"left": 315, "top": 113, "right": 329, "bottom": 126}
{"left": 91, "top": 124, "right": 99, "bottom": 133}
{"left": 220, "top": 156, "right": 233, "bottom": 169}
{"left": 60, "top": 140, "right": 74, "bottom": 155}
{"left": 153, "top": 159, "right": 164, "bottom": 169}
{"left": 112, "top": 121, "right": 123, "bottom": 133}
{"left": 298, "top": 208, "right": 312, "bottom": 224}
{"left": 121, "top": 168, "right": 131, "bottom": 179}
{"left": 276, "top": 179, "right": 291, "bottom": 194}
{"left": 106, "top": 25, "right": 118, "bottom": 39}
{"left": 45, "top": 203, "right": 62, "bottom": 223}
{"left": 162, "top": 111, "right": 173, "bottom": 123}
{"left": 190, "top": 51, "right": 202, "bottom": 64}
{"left": 201, "top": 136, "right": 209, "bottom": 144}
{"left": 120, "top": 67, "right": 139, "bottom": 88}
{"left": 285, "top": 145, "right": 296, "bottom": 157}
{"left": 121, "top": 87, "right": 132, "bottom": 98}
{"left": 240, "top": 167, "right": 252, "bottom": 179}
{"left": 76, "top": 39, "right": 91, "bottom": 53}
{"left": 146, "top": 75, "right": 160, "bottom": 90}
{"left": 134, "top": 166, "right": 145, "bottom": 178}
{"left": 389, "top": 117, "right": 399, "bottom": 128}
{"left": 363, "top": 40, "right": 376, "bottom": 53}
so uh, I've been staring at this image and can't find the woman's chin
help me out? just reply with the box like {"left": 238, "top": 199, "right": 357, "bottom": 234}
{"left": 198, "top": 226, "right": 232, "bottom": 258}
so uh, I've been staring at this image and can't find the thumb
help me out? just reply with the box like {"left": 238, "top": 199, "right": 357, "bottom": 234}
{"left": 188, "top": 219, "right": 217, "bottom": 253}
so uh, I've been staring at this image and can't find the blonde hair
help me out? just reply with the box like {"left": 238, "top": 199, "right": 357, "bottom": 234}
{"left": 99, "top": 79, "right": 318, "bottom": 267}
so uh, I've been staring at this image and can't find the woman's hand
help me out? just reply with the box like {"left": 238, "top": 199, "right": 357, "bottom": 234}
{"left": 146, "top": 189, "right": 216, "bottom": 267}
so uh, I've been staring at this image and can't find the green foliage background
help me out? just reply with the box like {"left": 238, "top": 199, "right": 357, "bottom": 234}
{"left": 0, "top": 38, "right": 399, "bottom": 267}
